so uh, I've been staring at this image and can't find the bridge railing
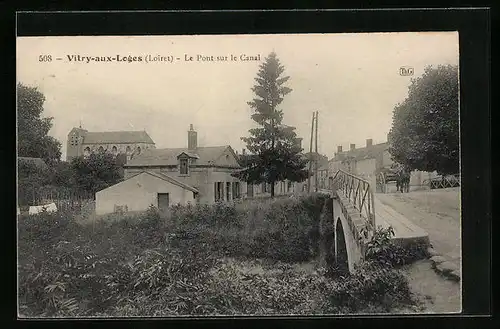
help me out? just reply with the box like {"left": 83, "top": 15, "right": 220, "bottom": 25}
{"left": 331, "top": 170, "right": 376, "bottom": 230}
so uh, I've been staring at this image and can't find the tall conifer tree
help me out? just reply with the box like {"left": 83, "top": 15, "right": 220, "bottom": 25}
{"left": 233, "top": 52, "right": 309, "bottom": 197}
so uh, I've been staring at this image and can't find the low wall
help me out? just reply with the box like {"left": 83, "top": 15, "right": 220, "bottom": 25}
{"left": 332, "top": 193, "right": 366, "bottom": 273}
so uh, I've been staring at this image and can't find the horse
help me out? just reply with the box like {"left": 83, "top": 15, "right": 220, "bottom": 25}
{"left": 396, "top": 166, "right": 411, "bottom": 193}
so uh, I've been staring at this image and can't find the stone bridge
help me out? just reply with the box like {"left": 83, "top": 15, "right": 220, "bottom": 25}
{"left": 320, "top": 170, "right": 430, "bottom": 273}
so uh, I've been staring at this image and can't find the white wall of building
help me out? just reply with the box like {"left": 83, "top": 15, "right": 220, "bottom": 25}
{"left": 355, "top": 158, "right": 377, "bottom": 189}
{"left": 95, "top": 172, "right": 195, "bottom": 215}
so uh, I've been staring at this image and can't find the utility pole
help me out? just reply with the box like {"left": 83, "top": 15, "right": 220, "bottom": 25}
{"left": 308, "top": 112, "right": 315, "bottom": 193}
{"left": 315, "top": 111, "right": 319, "bottom": 192}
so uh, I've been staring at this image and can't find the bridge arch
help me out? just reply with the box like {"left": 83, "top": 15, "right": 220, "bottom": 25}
{"left": 333, "top": 202, "right": 362, "bottom": 273}
{"left": 334, "top": 217, "right": 349, "bottom": 273}
{"left": 326, "top": 170, "right": 376, "bottom": 273}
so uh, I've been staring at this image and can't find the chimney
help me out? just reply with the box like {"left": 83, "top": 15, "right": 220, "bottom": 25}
{"left": 337, "top": 145, "right": 342, "bottom": 153}
{"left": 242, "top": 148, "right": 246, "bottom": 155}
{"left": 350, "top": 143, "right": 355, "bottom": 151}
{"left": 188, "top": 124, "right": 197, "bottom": 150}
{"left": 366, "top": 139, "right": 373, "bottom": 147}
{"left": 295, "top": 137, "right": 303, "bottom": 149}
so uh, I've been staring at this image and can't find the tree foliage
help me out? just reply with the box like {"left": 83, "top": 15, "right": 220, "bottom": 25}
{"left": 48, "top": 161, "right": 76, "bottom": 188}
{"left": 17, "top": 158, "right": 50, "bottom": 206}
{"left": 70, "top": 153, "right": 124, "bottom": 194}
{"left": 233, "top": 52, "right": 309, "bottom": 196}
{"left": 17, "top": 83, "right": 62, "bottom": 164}
{"left": 388, "top": 65, "right": 459, "bottom": 175}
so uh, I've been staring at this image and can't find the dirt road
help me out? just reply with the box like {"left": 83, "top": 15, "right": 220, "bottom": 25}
{"left": 376, "top": 188, "right": 461, "bottom": 313}
{"left": 375, "top": 188, "right": 461, "bottom": 270}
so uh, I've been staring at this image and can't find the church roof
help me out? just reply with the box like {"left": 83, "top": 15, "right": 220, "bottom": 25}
{"left": 82, "top": 130, "right": 155, "bottom": 144}
{"left": 332, "top": 142, "right": 389, "bottom": 162}
{"left": 125, "top": 146, "right": 240, "bottom": 168}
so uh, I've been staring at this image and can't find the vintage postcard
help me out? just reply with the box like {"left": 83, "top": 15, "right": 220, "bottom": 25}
{"left": 17, "top": 32, "right": 461, "bottom": 317}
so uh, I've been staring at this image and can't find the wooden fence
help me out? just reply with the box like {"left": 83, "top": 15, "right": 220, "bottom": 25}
{"left": 18, "top": 187, "right": 94, "bottom": 214}
{"left": 423, "top": 174, "right": 460, "bottom": 189}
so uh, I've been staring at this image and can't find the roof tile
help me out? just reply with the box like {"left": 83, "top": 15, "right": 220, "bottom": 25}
{"left": 333, "top": 142, "right": 389, "bottom": 162}
{"left": 83, "top": 131, "right": 155, "bottom": 144}
{"left": 125, "top": 146, "right": 239, "bottom": 167}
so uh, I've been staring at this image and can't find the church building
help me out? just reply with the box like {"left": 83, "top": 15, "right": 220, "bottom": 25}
{"left": 66, "top": 127, "right": 156, "bottom": 162}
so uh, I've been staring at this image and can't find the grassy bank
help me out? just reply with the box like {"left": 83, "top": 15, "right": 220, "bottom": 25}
{"left": 18, "top": 193, "right": 421, "bottom": 317}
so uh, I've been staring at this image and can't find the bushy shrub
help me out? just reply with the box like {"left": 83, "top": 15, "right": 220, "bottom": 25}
{"left": 18, "top": 193, "right": 420, "bottom": 317}
{"left": 365, "top": 226, "right": 428, "bottom": 267}
{"left": 328, "top": 261, "right": 417, "bottom": 313}
{"left": 164, "top": 193, "right": 328, "bottom": 263}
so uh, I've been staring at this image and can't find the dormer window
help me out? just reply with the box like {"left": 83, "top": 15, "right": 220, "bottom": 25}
{"left": 177, "top": 152, "right": 199, "bottom": 176}
{"left": 180, "top": 158, "right": 189, "bottom": 175}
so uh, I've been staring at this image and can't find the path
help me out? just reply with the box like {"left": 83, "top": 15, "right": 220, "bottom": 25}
{"left": 402, "top": 259, "right": 461, "bottom": 313}
{"left": 375, "top": 188, "right": 461, "bottom": 274}
{"left": 375, "top": 188, "right": 461, "bottom": 313}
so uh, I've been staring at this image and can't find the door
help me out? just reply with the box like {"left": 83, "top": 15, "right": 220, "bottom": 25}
{"left": 157, "top": 193, "right": 169, "bottom": 212}
{"left": 247, "top": 183, "right": 254, "bottom": 198}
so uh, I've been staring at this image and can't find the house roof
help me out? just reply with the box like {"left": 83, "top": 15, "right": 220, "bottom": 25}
{"left": 125, "top": 146, "right": 240, "bottom": 168}
{"left": 18, "top": 157, "right": 48, "bottom": 169}
{"left": 102, "top": 170, "right": 199, "bottom": 194}
{"left": 82, "top": 130, "right": 155, "bottom": 144}
{"left": 332, "top": 142, "right": 389, "bottom": 162}
{"left": 142, "top": 171, "right": 199, "bottom": 193}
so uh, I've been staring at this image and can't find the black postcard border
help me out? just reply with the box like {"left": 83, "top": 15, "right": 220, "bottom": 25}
{"left": 7, "top": 8, "right": 492, "bottom": 329}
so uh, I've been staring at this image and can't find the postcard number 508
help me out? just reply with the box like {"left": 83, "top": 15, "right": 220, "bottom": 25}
{"left": 39, "top": 55, "right": 52, "bottom": 62}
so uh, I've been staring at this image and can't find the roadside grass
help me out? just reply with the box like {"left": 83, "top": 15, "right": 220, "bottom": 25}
{"left": 17, "top": 193, "right": 422, "bottom": 317}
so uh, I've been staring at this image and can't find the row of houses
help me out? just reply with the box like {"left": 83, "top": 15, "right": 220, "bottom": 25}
{"left": 316, "top": 138, "right": 441, "bottom": 192}
{"left": 44, "top": 125, "right": 443, "bottom": 216}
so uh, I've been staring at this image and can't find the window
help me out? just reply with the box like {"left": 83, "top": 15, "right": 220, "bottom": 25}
{"left": 247, "top": 183, "right": 254, "bottom": 198}
{"left": 126, "top": 146, "right": 131, "bottom": 154}
{"left": 262, "top": 182, "right": 267, "bottom": 193}
{"left": 214, "top": 182, "right": 223, "bottom": 201}
{"left": 83, "top": 147, "right": 91, "bottom": 157}
{"left": 232, "top": 182, "right": 241, "bottom": 199}
{"left": 98, "top": 146, "right": 105, "bottom": 153}
{"left": 180, "top": 158, "right": 189, "bottom": 175}
{"left": 70, "top": 133, "right": 79, "bottom": 146}
{"left": 226, "top": 182, "right": 231, "bottom": 201}
{"left": 112, "top": 146, "right": 118, "bottom": 155}
{"left": 137, "top": 146, "right": 141, "bottom": 155}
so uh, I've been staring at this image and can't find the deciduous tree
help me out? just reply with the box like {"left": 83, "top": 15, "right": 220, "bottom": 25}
{"left": 388, "top": 65, "right": 459, "bottom": 175}
{"left": 17, "top": 83, "right": 62, "bottom": 164}
{"left": 70, "top": 153, "right": 124, "bottom": 195}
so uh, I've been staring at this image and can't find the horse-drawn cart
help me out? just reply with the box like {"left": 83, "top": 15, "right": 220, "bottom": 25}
{"left": 376, "top": 167, "right": 399, "bottom": 193}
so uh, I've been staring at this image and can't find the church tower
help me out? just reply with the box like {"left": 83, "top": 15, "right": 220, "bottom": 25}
{"left": 66, "top": 127, "right": 87, "bottom": 161}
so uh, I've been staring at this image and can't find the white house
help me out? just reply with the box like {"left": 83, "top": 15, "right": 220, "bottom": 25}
{"left": 95, "top": 171, "right": 198, "bottom": 215}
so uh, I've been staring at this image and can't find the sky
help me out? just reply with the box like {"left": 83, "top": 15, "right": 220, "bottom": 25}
{"left": 16, "top": 33, "right": 459, "bottom": 160}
